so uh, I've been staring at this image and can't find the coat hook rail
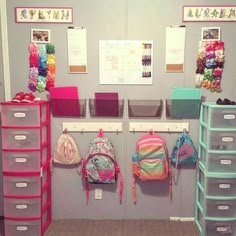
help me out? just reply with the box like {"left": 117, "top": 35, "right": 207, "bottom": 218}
{"left": 62, "top": 122, "right": 123, "bottom": 133}
{"left": 129, "top": 122, "right": 189, "bottom": 133}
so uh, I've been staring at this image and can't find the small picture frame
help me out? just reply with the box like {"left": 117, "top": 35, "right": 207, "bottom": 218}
{"left": 31, "top": 29, "right": 51, "bottom": 43}
{"left": 201, "top": 27, "right": 221, "bottom": 41}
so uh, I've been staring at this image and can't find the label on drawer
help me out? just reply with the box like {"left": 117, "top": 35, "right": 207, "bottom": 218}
{"left": 224, "top": 114, "right": 235, "bottom": 120}
{"left": 218, "top": 205, "right": 229, "bottom": 210}
{"left": 15, "top": 158, "right": 27, "bottom": 163}
{"left": 14, "top": 112, "right": 26, "bottom": 118}
{"left": 14, "top": 135, "right": 26, "bottom": 140}
{"left": 220, "top": 159, "right": 232, "bottom": 165}
{"left": 16, "top": 183, "right": 27, "bottom": 188}
{"left": 16, "top": 204, "right": 27, "bottom": 209}
{"left": 219, "top": 184, "right": 231, "bottom": 189}
{"left": 216, "top": 227, "right": 228, "bottom": 232}
{"left": 16, "top": 226, "right": 28, "bottom": 231}
{"left": 222, "top": 137, "right": 233, "bottom": 142}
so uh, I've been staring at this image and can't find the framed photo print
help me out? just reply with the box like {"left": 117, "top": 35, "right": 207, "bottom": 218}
{"left": 201, "top": 27, "right": 221, "bottom": 41}
{"left": 31, "top": 29, "right": 51, "bottom": 43}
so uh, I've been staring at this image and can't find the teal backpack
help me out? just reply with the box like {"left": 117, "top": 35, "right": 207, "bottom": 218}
{"left": 171, "top": 131, "right": 198, "bottom": 168}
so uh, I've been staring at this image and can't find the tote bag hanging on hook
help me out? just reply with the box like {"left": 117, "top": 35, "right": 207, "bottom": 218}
{"left": 171, "top": 130, "right": 198, "bottom": 168}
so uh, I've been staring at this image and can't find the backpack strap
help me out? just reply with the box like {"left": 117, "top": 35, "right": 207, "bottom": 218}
{"left": 82, "top": 158, "right": 90, "bottom": 203}
{"left": 97, "top": 128, "right": 104, "bottom": 137}
{"left": 115, "top": 163, "right": 123, "bottom": 202}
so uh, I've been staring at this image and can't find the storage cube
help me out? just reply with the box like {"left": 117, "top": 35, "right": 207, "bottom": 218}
{"left": 4, "top": 219, "right": 41, "bottom": 236}
{"left": 1, "top": 126, "right": 48, "bottom": 149}
{"left": 206, "top": 199, "right": 236, "bottom": 218}
{"left": 0, "top": 102, "right": 48, "bottom": 126}
{"left": 2, "top": 147, "right": 48, "bottom": 172}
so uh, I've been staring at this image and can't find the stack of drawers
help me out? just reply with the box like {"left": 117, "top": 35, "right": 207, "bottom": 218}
{"left": 0, "top": 101, "right": 51, "bottom": 236}
{"left": 195, "top": 102, "right": 236, "bottom": 236}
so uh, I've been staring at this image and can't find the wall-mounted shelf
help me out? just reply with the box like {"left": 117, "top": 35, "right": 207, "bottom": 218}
{"left": 128, "top": 99, "right": 163, "bottom": 118}
{"left": 50, "top": 99, "right": 86, "bottom": 117}
{"left": 89, "top": 99, "right": 124, "bottom": 118}
{"left": 129, "top": 122, "right": 189, "bottom": 133}
{"left": 62, "top": 122, "right": 123, "bottom": 133}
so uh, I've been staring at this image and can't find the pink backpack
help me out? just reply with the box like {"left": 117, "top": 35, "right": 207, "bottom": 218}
{"left": 132, "top": 131, "right": 171, "bottom": 203}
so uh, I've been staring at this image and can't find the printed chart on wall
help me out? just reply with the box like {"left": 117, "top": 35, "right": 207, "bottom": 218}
{"left": 165, "top": 26, "right": 186, "bottom": 73}
{"left": 99, "top": 40, "right": 153, "bottom": 84}
{"left": 67, "top": 27, "right": 88, "bottom": 73}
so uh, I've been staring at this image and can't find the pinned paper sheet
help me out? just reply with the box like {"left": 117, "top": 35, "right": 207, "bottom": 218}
{"left": 49, "top": 86, "right": 80, "bottom": 117}
{"left": 67, "top": 27, "right": 87, "bottom": 73}
{"left": 165, "top": 26, "right": 186, "bottom": 73}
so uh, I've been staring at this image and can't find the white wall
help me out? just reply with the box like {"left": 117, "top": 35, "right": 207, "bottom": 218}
{"left": 3, "top": 0, "right": 236, "bottom": 220}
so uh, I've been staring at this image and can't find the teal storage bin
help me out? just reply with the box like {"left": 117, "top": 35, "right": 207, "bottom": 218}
{"left": 167, "top": 88, "right": 202, "bottom": 119}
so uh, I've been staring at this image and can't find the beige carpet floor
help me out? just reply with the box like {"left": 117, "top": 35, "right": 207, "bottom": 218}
{"left": 44, "top": 219, "right": 201, "bottom": 236}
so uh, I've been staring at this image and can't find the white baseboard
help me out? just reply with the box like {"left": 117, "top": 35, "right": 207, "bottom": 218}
{"left": 170, "top": 217, "right": 195, "bottom": 222}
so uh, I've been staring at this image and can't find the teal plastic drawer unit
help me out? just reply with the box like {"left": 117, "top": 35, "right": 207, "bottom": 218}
{"left": 195, "top": 103, "right": 236, "bottom": 236}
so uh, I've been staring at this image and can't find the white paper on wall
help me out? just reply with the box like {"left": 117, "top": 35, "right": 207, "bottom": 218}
{"left": 99, "top": 40, "right": 153, "bottom": 84}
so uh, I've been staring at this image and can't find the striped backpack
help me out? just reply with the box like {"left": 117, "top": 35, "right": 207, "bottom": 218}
{"left": 132, "top": 130, "right": 171, "bottom": 203}
{"left": 82, "top": 129, "right": 123, "bottom": 202}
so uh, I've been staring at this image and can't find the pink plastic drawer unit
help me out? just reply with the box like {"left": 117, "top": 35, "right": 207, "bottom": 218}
{"left": 4, "top": 219, "right": 41, "bottom": 236}
{"left": 206, "top": 199, "right": 236, "bottom": 218}
{"left": 205, "top": 220, "right": 236, "bottom": 236}
{"left": 2, "top": 149, "right": 48, "bottom": 172}
{"left": 1, "top": 126, "right": 48, "bottom": 149}
{"left": 0, "top": 101, "right": 49, "bottom": 127}
{"left": 4, "top": 197, "right": 41, "bottom": 218}
{"left": 3, "top": 175, "right": 41, "bottom": 196}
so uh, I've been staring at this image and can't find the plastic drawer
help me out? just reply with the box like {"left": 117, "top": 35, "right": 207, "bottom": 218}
{"left": 206, "top": 199, "right": 236, "bottom": 218}
{"left": 4, "top": 197, "right": 41, "bottom": 218}
{"left": 201, "top": 127, "right": 236, "bottom": 150}
{"left": 1, "top": 126, "right": 48, "bottom": 149}
{"left": 0, "top": 103, "right": 48, "bottom": 126}
{"left": 2, "top": 147, "right": 48, "bottom": 172}
{"left": 4, "top": 219, "right": 41, "bottom": 236}
{"left": 207, "top": 177, "right": 236, "bottom": 197}
{"left": 3, "top": 176, "right": 41, "bottom": 196}
{"left": 202, "top": 106, "right": 236, "bottom": 128}
{"left": 205, "top": 220, "right": 236, "bottom": 236}
{"left": 200, "top": 147, "right": 236, "bottom": 173}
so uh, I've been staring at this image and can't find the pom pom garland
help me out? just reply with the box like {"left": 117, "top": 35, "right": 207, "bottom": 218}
{"left": 28, "top": 43, "right": 56, "bottom": 92}
{"left": 195, "top": 40, "right": 225, "bottom": 93}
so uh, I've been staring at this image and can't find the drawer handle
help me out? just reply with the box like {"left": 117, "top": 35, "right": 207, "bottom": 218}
{"left": 15, "top": 158, "right": 27, "bottom": 163}
{"left": 15, "top": 183, "right": 27, "bottom": 188}
{"left": 16, "top": 204, "right": 27, "bottom": 209}
{"left": 14, "top": 135, "right": 26, "bottom": 140}
{"left": 220, "top": 159, "right": 232, "bottom": 165}
{"left": 13, "top": 112, "right": 26, "bottom": 118}
{"left": 16, "top": 226, "right": 28, "bottom": 231}
{"left": 223, "top": 114, "right": 235, "bottom": 120}
{"left": 219, "top": 183, "right": 231, "bottom": 189}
